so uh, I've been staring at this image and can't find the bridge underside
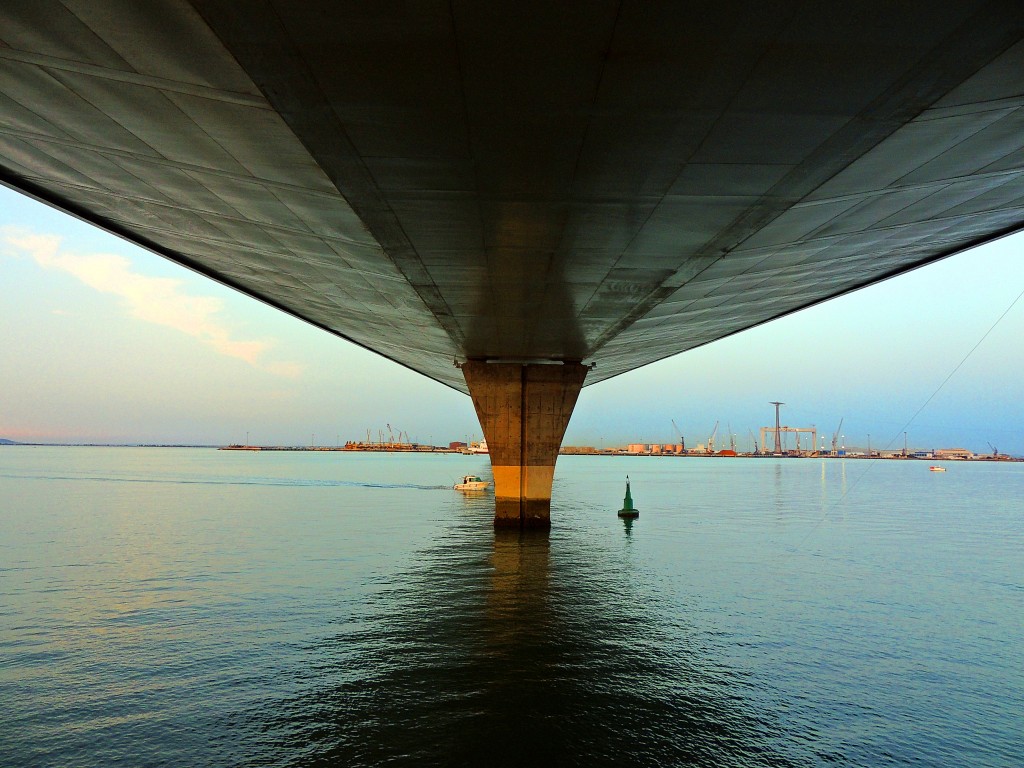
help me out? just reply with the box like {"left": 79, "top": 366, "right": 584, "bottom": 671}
{"left": 2, "top": 2, "right": 1024, "bottom": 524}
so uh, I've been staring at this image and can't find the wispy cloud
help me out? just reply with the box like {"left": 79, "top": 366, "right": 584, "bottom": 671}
{"left": 2, "top": 227, "right": 303, "bottom": 377}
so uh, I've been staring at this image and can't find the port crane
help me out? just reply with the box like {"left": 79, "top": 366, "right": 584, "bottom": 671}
{"left": 831, "top": 418, "right": 844, "bottom": 456}
{"left": 708, "top": 421, "right": 719, "bottom": 453}
{"left": 988, "top": 442, "right": 999, "bottom": 458}
{"left": 386, "top": 424, "right": 414, "bottom": 446}
{"left": 671, "top": 419, "right": 685, "bottom": 451}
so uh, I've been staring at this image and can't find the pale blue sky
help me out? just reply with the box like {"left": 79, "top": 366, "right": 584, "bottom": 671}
{"left": 2, "top": 185, "right": 1022, "bottom": 454}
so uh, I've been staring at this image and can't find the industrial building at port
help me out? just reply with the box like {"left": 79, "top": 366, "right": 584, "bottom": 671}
{"left": 227, "top": 411, "right": 1015, "bottom": 460}
{"left": 222, "top": 441, "right": 1014, "bottom": 460}
{"left": 579, "top": 444, "right": 992, "bottom": 460}
{"left": 562, "top": 402, "right": 1015, "bottom": 460}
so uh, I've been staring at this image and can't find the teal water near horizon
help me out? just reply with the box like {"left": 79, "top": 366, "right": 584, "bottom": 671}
{"left": 2, "top": 447, "right": 1022, "bottom": 767}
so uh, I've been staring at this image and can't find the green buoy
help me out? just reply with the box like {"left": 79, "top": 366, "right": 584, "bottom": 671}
{"left": 617, "top": 476, "right": 639, "bottom": 518}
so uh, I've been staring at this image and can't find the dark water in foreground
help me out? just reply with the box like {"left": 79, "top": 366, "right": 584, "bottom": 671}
{"left": 1, "top": 448, "right": 1022, "bottom": 767}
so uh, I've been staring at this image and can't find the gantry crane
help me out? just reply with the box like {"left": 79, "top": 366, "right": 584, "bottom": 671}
{"left": 671, "top": 419, "right": 685, "bottom": 451}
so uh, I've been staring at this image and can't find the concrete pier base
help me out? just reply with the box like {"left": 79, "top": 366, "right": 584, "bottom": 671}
{"left": 462, "top": 361, "right": 588, "bottom": 528}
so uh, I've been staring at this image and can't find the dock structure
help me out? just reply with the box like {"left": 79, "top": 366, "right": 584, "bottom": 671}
{"left": 760, "top": 426, "right": 819, "bottom": 457}
{"left": 3, "top": 3, "right": 1024, "bottom": 526}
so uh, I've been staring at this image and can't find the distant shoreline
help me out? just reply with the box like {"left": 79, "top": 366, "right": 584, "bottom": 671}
{"left": 0, "top": 442, "right": 219, "bottom": 449}
{"left": 1, "top": 442, "right": 1019, "bottom": 461}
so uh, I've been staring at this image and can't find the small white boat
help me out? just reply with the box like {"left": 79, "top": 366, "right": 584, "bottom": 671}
{"left": 454, "top": 474, "right": 489, "bottom": 491}
{"left": 929, "top": 466, "right": 947, "bottom": 472}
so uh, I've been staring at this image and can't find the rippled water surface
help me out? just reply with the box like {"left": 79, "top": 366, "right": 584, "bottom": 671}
{"left": 2, "top": 447, "right": 1022, "bottom": 767}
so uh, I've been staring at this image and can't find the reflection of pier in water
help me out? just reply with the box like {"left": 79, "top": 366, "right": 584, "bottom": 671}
{"left": 252, "top": 520, "right": 808, "bottom": 766}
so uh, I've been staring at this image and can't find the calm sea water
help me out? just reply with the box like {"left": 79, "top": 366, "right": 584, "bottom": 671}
{"left": 1, "top": 447, "right": 1022, "bottom": 767}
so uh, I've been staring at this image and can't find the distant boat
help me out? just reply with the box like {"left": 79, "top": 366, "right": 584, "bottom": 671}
{"left": 467, "top": 439, "right": 488, "bottom": 454}
{"left": 454, "top": 474, "right": 489, "bottom": 491}
{"left": 929, "top": 466, "right": 947, "bottom": 472}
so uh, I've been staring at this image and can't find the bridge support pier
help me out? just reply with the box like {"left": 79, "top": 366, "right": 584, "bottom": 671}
{"left": 462, "top": 361, "right": 588, "bottom": 528}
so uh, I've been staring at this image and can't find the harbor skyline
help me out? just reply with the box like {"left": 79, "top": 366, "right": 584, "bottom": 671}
{"left": 3, "top": 185, "right": 1023, "bottom": 455}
